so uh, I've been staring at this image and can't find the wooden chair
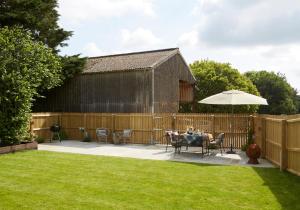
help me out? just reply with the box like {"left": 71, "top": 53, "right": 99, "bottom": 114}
{"left": 96, "top": 128, "right": 109, "bottom": 143}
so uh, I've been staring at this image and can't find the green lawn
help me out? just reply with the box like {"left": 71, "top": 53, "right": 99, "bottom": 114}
{"left": 0, "top": 151, "right": 300, "bottom": 210}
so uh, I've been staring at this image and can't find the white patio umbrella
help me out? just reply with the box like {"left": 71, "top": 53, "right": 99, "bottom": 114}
{"left": 198, "top": 90, "right": 268, "bottom": 153}
{"left": 199, "top": 90, "right": 268, "bottom": 106}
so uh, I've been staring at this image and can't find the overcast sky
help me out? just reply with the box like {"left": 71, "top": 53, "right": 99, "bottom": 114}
{"left": 57, "top": 0, "right": 300, "bottom": 92}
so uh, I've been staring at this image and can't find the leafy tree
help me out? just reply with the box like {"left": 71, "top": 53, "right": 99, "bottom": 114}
{"left": 0, "top": 27, "right": 62, "bottom": 145}
{"left": 0, "top": 0, "right": 70, "bottom": 50}
{"left": 245, "top": 71, "right": 298, "bottom": 114}
{"left": 0, "top": 0, "right": 86, "bottom": 80}
{"left": 185, "top": 60, "right": 259, "bottom": 113}
{"left": 297, "top": 95, "right": 300, "bottom": 113}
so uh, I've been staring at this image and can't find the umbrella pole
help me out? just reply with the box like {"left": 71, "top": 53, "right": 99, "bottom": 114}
{"left": 227, "top": 105, "right": 236, "bottom": 154}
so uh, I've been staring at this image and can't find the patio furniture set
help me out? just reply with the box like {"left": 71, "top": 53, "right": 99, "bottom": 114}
{"left": 165, "top": 129, "right": 225, "bottom": 156}
{"left": 96, "top": 128, "right": 132, "bottom": 144}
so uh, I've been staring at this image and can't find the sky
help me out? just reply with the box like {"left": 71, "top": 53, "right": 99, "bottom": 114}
{"left": 57, "top": 0, "right": 300, "bottom": 92}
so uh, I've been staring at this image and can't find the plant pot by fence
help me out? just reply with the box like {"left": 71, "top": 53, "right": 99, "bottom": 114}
{"left": 0, "top": 141, "right": 38, "bottom": 155}
{"left": 246, "top": 144, "right": 261, "bottom": 164}
{"left": 113, "top": 133, "right": 120, "bottom": 144}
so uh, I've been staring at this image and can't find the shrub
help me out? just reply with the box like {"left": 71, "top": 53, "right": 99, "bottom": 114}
{"left": 34, "top": 136, "right": 45, "bottom": 144}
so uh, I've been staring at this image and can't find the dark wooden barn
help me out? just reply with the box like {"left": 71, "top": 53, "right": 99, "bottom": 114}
{"left": 34, "top": 48, "right": 196, "bottom": 113}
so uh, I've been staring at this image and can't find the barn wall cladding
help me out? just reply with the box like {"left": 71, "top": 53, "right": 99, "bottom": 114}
{"left": 34, "top": 48, "right": 196, "bottom": 113}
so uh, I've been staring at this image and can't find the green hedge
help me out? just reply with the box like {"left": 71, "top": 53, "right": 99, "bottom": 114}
{"left": 0, "top": 27, "right": 62, "bottom": 146}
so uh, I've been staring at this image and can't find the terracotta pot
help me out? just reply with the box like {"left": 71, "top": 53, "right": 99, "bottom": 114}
{"left": 246, "top": 144, "right": 261, "bottom": 164}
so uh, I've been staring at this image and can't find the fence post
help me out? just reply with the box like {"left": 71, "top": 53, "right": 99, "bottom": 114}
{"left": 280, "top": 120, "right": 288, "bottom": 171}
{"left": 112, "top": 114, "right": 116, "bottom": 133}
{"left": 172, "top": 114, "right": 176, "bottom": 131}
{"left": 83, "top": 113, "right": 87, "bottom": 129}
{"left": 211, "top": 114, "right": 215, "bottom": 138}
{"left": 151, "top": 114, "right": 155, "bottom": 144}
{"left": 261, "top": 117, "right": 266, "bottom": 158}
{"left": 59, "top": 113, "right": 62, "bottom": 127}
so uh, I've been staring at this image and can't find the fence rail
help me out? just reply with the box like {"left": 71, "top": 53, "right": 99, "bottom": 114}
{"left": 31, "top": 112, "right": 252, "bottom": 148}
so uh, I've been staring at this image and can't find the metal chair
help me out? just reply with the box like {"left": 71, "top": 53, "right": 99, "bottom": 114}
{"left": 96, "top": 128, "right": 109, "bottom": 143}
{"left": 209, "top": 133, "right": 225, "bottom": 154}
{"left": 120, "top": 129, "right": 132, "bottom": 144}
{"left": 165, "top": 131, "right": 183, "bottom": 153}
{"left": 171, "top": 133, "right": 184, "bottom": 154}
{"left": 165, "top": 130, "right": 173, "bottom": 151}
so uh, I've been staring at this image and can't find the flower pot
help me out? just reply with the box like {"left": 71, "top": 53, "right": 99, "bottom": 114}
{"left": 246, "top": 144, "right": 261, "bottom": 164}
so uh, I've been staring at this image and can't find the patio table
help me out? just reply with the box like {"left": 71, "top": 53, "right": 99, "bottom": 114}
{"left": 182, "top": 132, "right": 209, "bottom": 156}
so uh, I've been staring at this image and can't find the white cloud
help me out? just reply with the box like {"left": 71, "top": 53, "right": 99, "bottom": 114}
{"left": 83, "top": 42, "right": 103, "bottom": 56}
{"left": 121, "top": 28, "right": 162, "bottom": 50}
{"left": 58, "top": 0, "right": 155, "bottom": 23}
{"left": 177, "top": 30, "right": 199, "bottom": 47}
{"left": 183, "top": 0, "right": 300, "bottom": 91}
{"left": 192, "top": 0, "right": 300, "bottom": 46}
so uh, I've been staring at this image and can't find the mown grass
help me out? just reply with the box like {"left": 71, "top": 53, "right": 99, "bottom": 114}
{"left": 0, "top": 150, "right": 300, "bottom": 210}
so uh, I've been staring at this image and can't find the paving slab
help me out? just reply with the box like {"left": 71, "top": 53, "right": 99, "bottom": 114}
{"left": 38, "top": 140, "right": 274, "bottom": 168}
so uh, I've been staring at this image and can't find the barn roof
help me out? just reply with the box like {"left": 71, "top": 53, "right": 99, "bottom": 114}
{"left": 83, "top": 48, "right": 180, "bottom": 73}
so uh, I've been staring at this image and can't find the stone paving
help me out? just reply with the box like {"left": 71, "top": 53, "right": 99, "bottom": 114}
{"left": 38, "top": 140, "right": 274, "bottom": 168}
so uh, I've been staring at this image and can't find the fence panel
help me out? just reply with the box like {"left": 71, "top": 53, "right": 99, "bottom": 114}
{"left": 31, "top": 113, "right": 60, "bottom": 140}
{"left": 265, "top": 118, "right": 283, "bottom": 166}
{"left": 286, "top": 118, "right": 300, "bottom": 176}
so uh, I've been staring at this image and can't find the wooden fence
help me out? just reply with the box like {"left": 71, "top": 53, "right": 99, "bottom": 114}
{"left": 254, "top": 114, "right": 300, "bottom": 176}
{"left": 31, "top": 112, "right": 252, "bottom": 148}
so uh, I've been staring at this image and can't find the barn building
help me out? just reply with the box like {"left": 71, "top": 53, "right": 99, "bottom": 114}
{"left": 35, "top": 48, "right": 196, "bottom": 113}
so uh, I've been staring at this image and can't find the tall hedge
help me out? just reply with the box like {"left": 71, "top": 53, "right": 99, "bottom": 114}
{"left": 0, "top": 27, "right": 62, "bottom": 146}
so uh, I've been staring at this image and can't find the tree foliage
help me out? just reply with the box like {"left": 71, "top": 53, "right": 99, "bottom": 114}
{"left": 60, "top": 54, "right": 87, "bottom": 80}
{"left": 0, "top": 27, "right": 62, "bottom": 145}
{"left": 244, "top": 71, "right": 298, "bottom": 114}
{"left": 0, "top": 0, "right": 86, "bottom": 80}
{"left": 0, "top": 0, "right": 70, "bottom": 50}
{"left": 187, "top": 60, "right": 259, "bottom": 113}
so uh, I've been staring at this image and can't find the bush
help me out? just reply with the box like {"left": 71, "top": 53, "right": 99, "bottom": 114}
{"left": 0, "top": 27, "right": 62, "bottom": 146}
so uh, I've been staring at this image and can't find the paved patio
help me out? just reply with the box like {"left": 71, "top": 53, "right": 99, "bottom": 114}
{"left": 38, "top": 140, "right": 274, "bottom": 167}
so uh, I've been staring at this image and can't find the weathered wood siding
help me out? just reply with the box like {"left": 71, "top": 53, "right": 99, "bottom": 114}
{"left": 34, "top": 53, "right": 195, "bottom": 113}
{"left": 153, "top": 53, "right": 195, "bottom": 112}
{"left": 34, "top": 70, "right": 153, "bottom": 113}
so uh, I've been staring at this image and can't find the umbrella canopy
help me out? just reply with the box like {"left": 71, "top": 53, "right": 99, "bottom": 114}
{"left": 198, "top": 90, "right": 268, "bottom": 105}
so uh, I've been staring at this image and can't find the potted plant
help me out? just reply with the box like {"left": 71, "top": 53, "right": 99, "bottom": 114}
{"left": 79, "top": 127, "right": 91, "bottom": 142}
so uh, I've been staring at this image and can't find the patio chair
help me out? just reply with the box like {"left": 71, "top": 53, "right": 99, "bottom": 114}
{"left": 96, "top": 128, "right": 109, "bottom": 143}
{"left": 171, "top": 133, "right": 184, "bottom": 154}
{"left": 209, "top": 133, "right": 225, "bottom": 155}
{"left": 165, "top": 130, "right": 174, "bottom": 151}
{"left": 165, "top": 131, "right": 183, "bottom": 153}
{"left": 120, "top": 129, "right": 132, "bottom": 144}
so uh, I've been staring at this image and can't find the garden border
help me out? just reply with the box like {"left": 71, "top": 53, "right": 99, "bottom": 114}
{"left": 0, "top": 141, "right": 38, "bottom": 154}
